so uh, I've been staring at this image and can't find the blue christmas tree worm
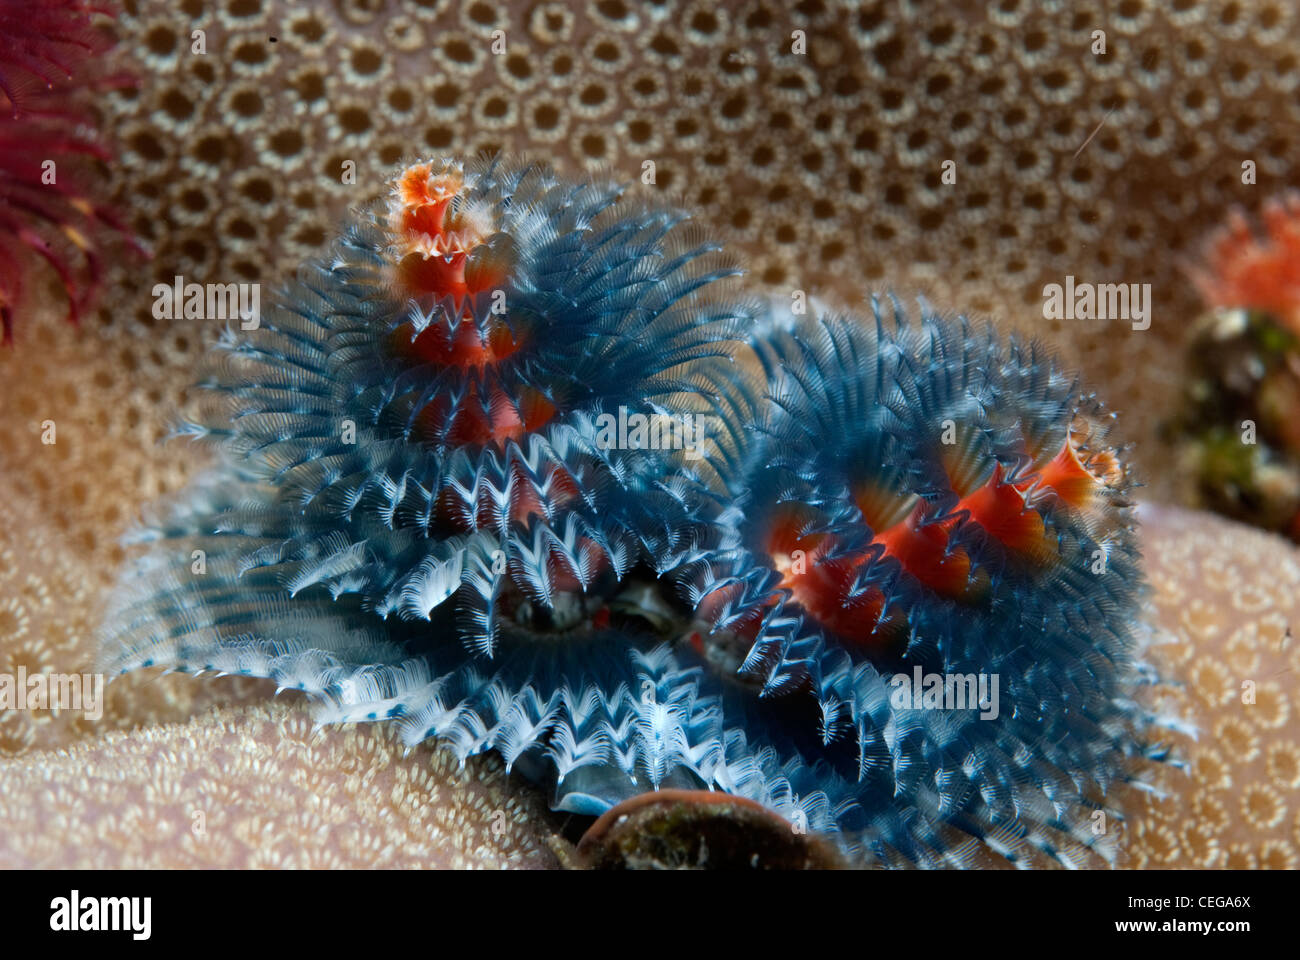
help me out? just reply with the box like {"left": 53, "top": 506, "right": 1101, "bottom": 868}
{"left": 100, "top": 158, "right": 1166, "bottom": 867}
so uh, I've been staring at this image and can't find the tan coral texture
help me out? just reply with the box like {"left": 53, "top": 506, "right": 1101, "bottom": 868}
{"left": 1122, "top": 505, "right": 1299, "bottom": 869}
{"left": 0, "top": 702, "right": 562, "bottom": 868}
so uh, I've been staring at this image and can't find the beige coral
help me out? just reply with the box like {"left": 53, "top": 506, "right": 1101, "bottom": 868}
{"left": 0, "top": 701, "right": 563, "bottom": 868}
{"left": 1120, "top": 504, "right": 1300, "bottom": 868}
{"left": 0, "top": 451, "right": 273, "bottom": 758}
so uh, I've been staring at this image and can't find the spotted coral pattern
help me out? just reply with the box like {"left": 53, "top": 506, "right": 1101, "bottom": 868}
{"left": 1122, "top": 504, "right": 1300, "bottom": 869}
{"left": 0, "top": 482, "right": 274, "bottom": 758}
{"left": 0, "top": 702, "right": 562, "bottom": 868}
{"left": 61, "top": 0, "right": 1300, "bottom": 490}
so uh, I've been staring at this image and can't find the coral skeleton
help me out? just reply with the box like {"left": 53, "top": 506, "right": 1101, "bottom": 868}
{"left": 101, "top": 157, "right": 1160, "bottom": 867}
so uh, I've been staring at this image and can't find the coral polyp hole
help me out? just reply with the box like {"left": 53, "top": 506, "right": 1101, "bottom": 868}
{"left": 466, "top": 1, "right": 496, "bottom": 26}
{"left": 290, "top": 16, "right": 327, "bottom": 43}
{"left": 230, "top": 89, "right": 264, "bottom": 118}
{"left": 160, "top": 89, "right": 196, "bottom": 122}
{"left": 337, "top": 106, "right": 372, "bottom": 135}
{"left": 532, "top": 104, "right": 560, "bottom": 130}
{"left": 350, "top": 46, "right": 384, "bottom": 76}
{"left": 233, "top": 41, "right": 270, "bottom": 67}
{"left": 388, "top": 87, "right": 414, "bottom": 112}
{"left": 821, "top": 240, "right": 845, "bottom": 261}
{"left": 442, "top": 39, "right": 475, "bottom": 65}
{"left": 268, "top": 128, "right": 305, "bottom": 158}
{"left": 180, "top": 189, "right": 209, "bottom": 213}
{"left": 129, "top": 132, "right": 166, "bottom": 163}
{"left": 424, "top": 126, "right": 453, "bottom": 149}
{"left": 432, "top": 83, "right": 461, "bottom": 109}
{"left": 145, "top": 26, "right": 177, "bottom": 57}
{"left": 193, "top": 135, "right": 226, "bottom": 166}
{"left": 504, "top": 53, "right": 533, "bottom": 82}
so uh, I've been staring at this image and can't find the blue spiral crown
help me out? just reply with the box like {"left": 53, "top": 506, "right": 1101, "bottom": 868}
{"left": 100, "top": 160, "right": 1165, "bottom": 867}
